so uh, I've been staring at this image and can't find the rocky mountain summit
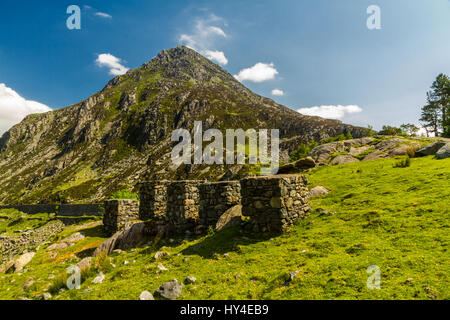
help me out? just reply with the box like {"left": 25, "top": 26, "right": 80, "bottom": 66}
{"left": 0, "top": 46, "right": 368, "bottom": 204}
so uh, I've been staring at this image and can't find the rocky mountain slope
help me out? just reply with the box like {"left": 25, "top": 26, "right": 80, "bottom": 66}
{"left": 0, "top": 46, "right": 368, "bottom": 204}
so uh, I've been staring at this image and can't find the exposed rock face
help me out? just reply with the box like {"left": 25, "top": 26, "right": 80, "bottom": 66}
{"left": 436, "top": 143, "right": 450, "bottom": 159}
{"left": 330, "top": 155, "right": 359, "bottom": 165}
{"left": 308, "top": 137, "right": 426, "bottom": 165}
{"left": 416, "top": 141, "right": 447, "bottom": 157}
{"left": 0, "top": 46, "right": 367, "bottom": 204}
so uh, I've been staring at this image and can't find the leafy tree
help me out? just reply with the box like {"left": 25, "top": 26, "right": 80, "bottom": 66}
{"left": 290, "top": 140, "right": 319, "bottom": 162}
{"left": 365, "top": 125, "right": 375, "bottom": 137}
{"left": 400, "top": 123, "right": 419, "bottom": 136}
{"left": 421, "top": 73, "right": 450, "bottom": 137}
{"left": 378, "top": 125, "right": 403, "bottom": 136}
{"left": 420, "top": 93, "right": 441, "bottom": 137}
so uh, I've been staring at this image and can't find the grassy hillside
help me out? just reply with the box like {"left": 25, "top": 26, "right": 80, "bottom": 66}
{"left": 0, "top": 156, "right": 448, "bottom": 300}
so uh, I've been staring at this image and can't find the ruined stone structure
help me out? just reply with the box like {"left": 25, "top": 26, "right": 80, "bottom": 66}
{"left": 103, "top": 199, "right": 139, "bottom": 235}
{"left": 166, "top": 181, "right": 201, "bottom": 233}
{"left": 199, "top": 181, "right": 241, "bottom": 227}
{"left": 138, "top": 181, "right": 169, "bottom": 221}
{"left": 240, "top": 175, "right": 310, "bottom": 233}
{"left": 136, "top": 175, "right": 310, "bottom": 235}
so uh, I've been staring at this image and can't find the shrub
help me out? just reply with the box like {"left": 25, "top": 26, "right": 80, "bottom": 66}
{"left": 393, "top": 157, "right": 411, "bottom": 168}
{"left": 406, "top": 146, "right": 416, "bottom": 158}
{"left": 290, "top": 140, "right": 318, "bottom": 161}
{"left": 111, "top": 189, "right": 138, "bottom": 200}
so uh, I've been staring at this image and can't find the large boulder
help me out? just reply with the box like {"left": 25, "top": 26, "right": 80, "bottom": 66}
{"left": 94, "top": 221, "right": 169, "bottom": 257}
{"left": 330, "top": 155, "right": 359, "bottom": 165}
{"left": 277, "top": 156, "right": 316, "bottom": 174}
{"left": 308, "top": 186, "right": 330, "bottom": 198}
{"left": 94, "top": 222, "right": 148, "bottom": 257}
{"left": 436, "top": 142, "right": 450, "bottom": 159}
{"left": 3, "top": 252, "right": 35, "bottom": 273}
{"left": 62, "top": 232, "right": 85, "bottom": 243}
{"left": 215, "top": 205, "right": 242, "bottom": 232}
{"left": 155, "top": 279, "right": 183, "bottom": 300}
{"left": 416, "top": 141, "right": 447, "bottom": 157}
{"left": 293, "top": 156, "right": 316, "bottom": 170}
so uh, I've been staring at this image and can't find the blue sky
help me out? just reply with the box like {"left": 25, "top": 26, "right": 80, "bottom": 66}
{"left": 1, "top": 0, "right": 450, "bottom": 133}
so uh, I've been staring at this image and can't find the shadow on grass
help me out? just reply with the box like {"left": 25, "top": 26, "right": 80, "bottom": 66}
{"left": 180, "top": 226, "right": 274, "bottom": 258}
{"left": 81, "top": 224, "right": 108, "bottom": 238}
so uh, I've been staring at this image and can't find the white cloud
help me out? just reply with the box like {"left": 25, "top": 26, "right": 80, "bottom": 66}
{"left": 179, "top": 14, "right": 229, "bottom": 65}
{"left": 207, "top": 26, "right": 227, "bottom": 38}
{"left": 96, "top": 53, "right": 129, "bottom": 76}
{"left": 0, "top": 83, "right": 52, "bottom": 135}
{"left": 234, "top": 63, "right": 278, "bottom": 83}
{"left": 271, "top": 89, "right": 284, "bottom": 96}
{"left": 95, "top": 12, "right": 112, "bottom": 19}
{"left": 204, "top": 50, "right": 228, "bottom": 65}
{"left": 83, "top": 5, "right": 112, "bottom": 19}
{"left": 297, "top": 105, "right": 362, "bottom": 119}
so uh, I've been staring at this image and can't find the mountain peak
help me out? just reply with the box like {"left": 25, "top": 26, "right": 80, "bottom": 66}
{"left": 103, "top": 45, "right": 240, "bottom": 92}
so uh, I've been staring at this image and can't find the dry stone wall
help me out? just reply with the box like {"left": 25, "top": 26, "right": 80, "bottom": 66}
{"left": 0, "top": 204, "right": 103, "bottom": 217}
{"left": 138, "top": 181, "right": 169, "bottom": 221}
{"left": 103, "top": 199, "right": 139, "bottom": 235}
{"left": 166, "top": 181, "right": 201, "bottom": 233}
{"left": 240, "top": 175, "right": 310, "bottom": 233}
{"left": 199, "top": 181, "right": 241, "bottom": 227}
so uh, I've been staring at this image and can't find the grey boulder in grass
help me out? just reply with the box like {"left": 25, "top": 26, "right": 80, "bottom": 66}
{"left": 435, "top": 142, "right": 450, "bottom": 159}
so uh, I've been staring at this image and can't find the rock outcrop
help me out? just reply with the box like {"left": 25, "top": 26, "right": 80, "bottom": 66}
{"left": 308, "top": 137, "right": 428, "bottom": 165}
{"left": 416, "top": 141, "right": 447, "bottom": 157}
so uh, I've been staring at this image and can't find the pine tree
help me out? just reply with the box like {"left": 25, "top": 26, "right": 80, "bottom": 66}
{"left": 423, "top": 73, "right": 450, "bottom": 137}
{"left": 420, "top": 92, "right": 441, "bottom": 137}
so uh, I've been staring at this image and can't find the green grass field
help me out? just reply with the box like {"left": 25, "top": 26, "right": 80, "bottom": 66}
{"left": 0, "top": 156, "right": 449, "bottom": 300}
{"left": 0, "top": 209, "right": 54, "bottom": 236}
